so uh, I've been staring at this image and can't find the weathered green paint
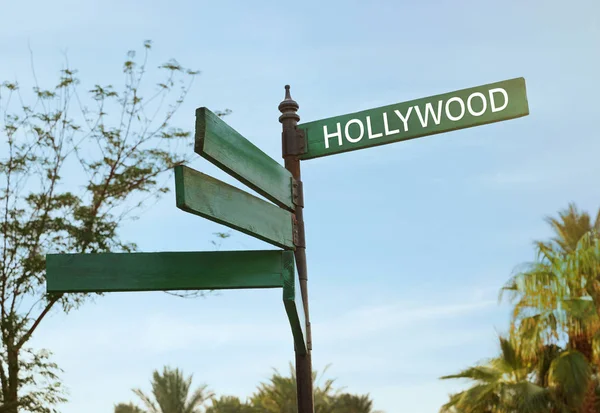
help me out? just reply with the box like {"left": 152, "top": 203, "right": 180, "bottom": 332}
{"left": 46, "top": 249, "right": 307, "bottom": 353}
{"left": 175, "top": 165, "right": 295, "bottom": 250}
{"left": 45, "top": 250, "right": 287, "bottom": 293}
{"left": 282, "top": 252, "right": 307, "bottom": 355}
{"left": 195, "top": 108, "right": 294, "bottom": 211}
{"left": 298, "top": 77, "right": 529, "bottom": 160}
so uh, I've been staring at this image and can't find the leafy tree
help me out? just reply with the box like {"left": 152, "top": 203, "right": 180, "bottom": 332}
{"left": 114, "top": 366, "right": 212, "bottom": 413}
{"left": 440, "top": 336, "right": 591, "bottom": 413}
{"left": 0, "top": 41, "right": 228, "bottom": 412}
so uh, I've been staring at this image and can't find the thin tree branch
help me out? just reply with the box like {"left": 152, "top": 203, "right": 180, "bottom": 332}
{"left": 16, "top": 295, "right": 60, "bottom": 350}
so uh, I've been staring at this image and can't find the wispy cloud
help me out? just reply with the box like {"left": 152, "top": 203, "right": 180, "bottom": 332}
{"left": 313, "top": 299, "right": 496, "bottom": 343}
{"left": 34, "top": 294, "right": 497, "bottom": 358}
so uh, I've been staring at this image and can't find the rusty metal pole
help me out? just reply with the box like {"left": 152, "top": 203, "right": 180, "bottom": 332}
{"left": 279, "top": 85, "right": 314, "bottom": 413}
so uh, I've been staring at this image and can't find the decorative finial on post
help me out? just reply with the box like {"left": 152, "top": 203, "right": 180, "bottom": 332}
{"left": 279, "top": 85, "right": 303, "bottom": 157}
{"left": 284, "top": 84, "right": 292, "bottom": 100}
{"left": 279, "top": 84, "right": 300, "bottom": 123}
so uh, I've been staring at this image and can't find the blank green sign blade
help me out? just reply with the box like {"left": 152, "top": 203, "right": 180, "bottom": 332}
{"left": 175, "top": 165, "right": 295, "bottom": 250}
{"left": 282, "top": 251, "right": 307, "bottom": 355}
{"left": 195, "top": 108, "right": 294, "bottom": 211}
{"left": 45, "top": 250, "right": 287, "bottom": 293}
{"left": 298, "top": 77, "right": 529, "bottom": 160}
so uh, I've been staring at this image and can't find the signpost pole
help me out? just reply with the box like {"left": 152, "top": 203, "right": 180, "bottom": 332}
{"left": 279, "top": 85, "right": 314, "bottom": 413}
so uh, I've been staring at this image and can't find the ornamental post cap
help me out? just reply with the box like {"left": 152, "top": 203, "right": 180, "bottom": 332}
{"left": 278, "top": 84, "right": 299, "bottom": 116}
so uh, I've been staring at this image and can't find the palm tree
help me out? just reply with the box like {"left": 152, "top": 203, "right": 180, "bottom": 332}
{"left": 115, "top": 403, "right": 146, "bottom": 413}
{"left": 250, "top": 363, "right": 381, "bottom": 413}
{"left": 114, "top": 366, "right": 213, "bottom": 413}
{"left": 205, "top": 396, "right": 257, "bottom": 413}
{"left": 250, "top": 368, "right": 299, "bottom": 413}
{"left": 440, "top": 336, "right": 591, "bottom": 413}
{"left": 250, "top": 364, "right": 339, "bottom": 413}
{"left": 333, "top": 393, "right": 381, "bottom": 413}
{"left": 501, "top": 204, "right": 600, "bottom": 412}
{"left": 544, "top": 204, "right": 600, "bottom": 255}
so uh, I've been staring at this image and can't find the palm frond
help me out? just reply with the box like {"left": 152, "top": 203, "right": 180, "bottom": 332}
{"left": 132, "top": 389, "right": 159, "bottom": 413}
{"left": 440, "top": 366, "right": 501, "bottom": 383}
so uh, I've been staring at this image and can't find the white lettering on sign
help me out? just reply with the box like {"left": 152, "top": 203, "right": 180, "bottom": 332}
{"left": 489, "top": 88, "right": 508, "bottom": 112}
{"left": 445, "top": 97, "right": 465, "bottom": 121}
{"left": 394, "top": 107, "right": 413, "bottom": 132}
{"left": 323, "top": 123, "right": 342, "bottom": 149}
{"left": 467, "top": 92, "right": 487, "bottom": 117}
{"left": 366, "top": 116, "right": 383, "bottom": 140}
{"left": 415, "top": 101, "right": 442, "bottom": 128}
{"left": 320, "top": 86, "right": 511, "bottom": 149}
{"left": 344, "top": 119, "right": 364, "bottom": 143}
{"left": 383, "top": 112, "right": 399, "bottom": 136}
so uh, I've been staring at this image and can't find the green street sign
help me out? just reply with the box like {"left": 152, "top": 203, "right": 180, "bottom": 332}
{"left": 283, "top": 253, "right": 307, "bottom": 355}
{"left": 297, "top": 77, "right": 529, "bottom": 160}
{"left": 45, "top": 249, "right": 307, "bottom": 354}
{"left": 46, "top": 250, "right": 290, "bottom": 292}
{"left": 175, "top": 165, "right": 295, "bottom": 250}
{"left": 196, "top": 107, "right": 294, "bottom": 211}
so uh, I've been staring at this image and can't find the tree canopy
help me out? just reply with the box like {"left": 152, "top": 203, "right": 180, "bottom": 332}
{"left": 0, "top": 41, "right": 219, "bottom": 412}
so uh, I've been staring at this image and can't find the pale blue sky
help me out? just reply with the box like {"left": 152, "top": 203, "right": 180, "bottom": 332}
{"left": 2, "top": 0, "right": 600, "bottom": 412}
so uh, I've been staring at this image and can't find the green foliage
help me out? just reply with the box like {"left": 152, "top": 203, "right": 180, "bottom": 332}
{"left": 547, "top": 350, "right": 591, "bottom": 408}
{"left": 333, "top": 393, "right": 380, "bottom": 413}
{"left": 0, "top": 42, "right": 230, "bottom": 412}
{"left": 440, "top": 336, "right": 591, "bottom": 413}
{"left": 250, "top": 364, "right": 380, "bottom": 413}
{"left": 544, "top": 203, "right": 600, "bottom": 255}
{"left": 210, "top": 232, "right": 231, "bottom": 251}
{"left": 115, "top": 366, "right": 212, "bottom": 413}
{"left": 115, "top": 403, "right": 146, "bottom": 413}
{"left": 119, "top": 365, "right": 381, "bottom": 413}
{"left": 0, "top": 347, "right": 67, "bottom": 413}
{"left": 251, "top": 364, "right": 337, "bottom": 413}
{"left": 500, "top": 204, "right": 600, "bottom": 361}
{"left": 205, "top": 396, "right": 257, "bottom": 413}
{"left": 442, "top": 204, "right": 600, "bottom": 412}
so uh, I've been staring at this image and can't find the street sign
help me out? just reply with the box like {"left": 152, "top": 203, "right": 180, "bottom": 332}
{"left": 46, "top": 250, "right": 290, "bottom": 293}
{"left": 297, "top": 77, "right": 529, "bottom": 160}
{"left": 282, "top": 252, "right": 307, "bottom": 355}
{"left": 174, "top": 165, "right": 295, "bottom": 250}
{"left": 41, "top": 83, "right": 530, "bottom": 413}
{"left": 196, "top": 107, "right": 295, "bottom": 211}
{"left": 46, "top": 249, "right": 307, "bottom": 353}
